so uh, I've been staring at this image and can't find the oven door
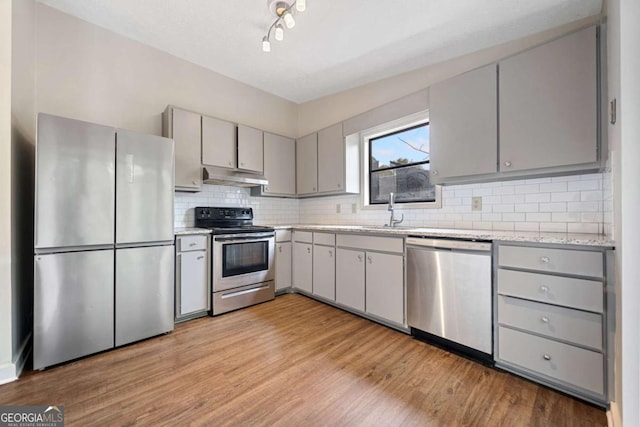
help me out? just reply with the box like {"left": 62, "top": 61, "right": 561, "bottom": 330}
{"left": 213, "top": 233, "right": 275, "bottom": 292}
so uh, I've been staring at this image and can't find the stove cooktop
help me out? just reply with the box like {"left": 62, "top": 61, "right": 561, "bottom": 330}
{"left": 194, "top": 207, "right": 274, "bottom": 235}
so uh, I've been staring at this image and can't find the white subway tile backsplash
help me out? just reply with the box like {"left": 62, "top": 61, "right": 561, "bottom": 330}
{"left": 174, "top": 173, "right": 609, "bottom": 236}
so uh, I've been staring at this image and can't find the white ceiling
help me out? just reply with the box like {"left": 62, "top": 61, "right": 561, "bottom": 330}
{"left": 37, "top": 0, "right": 602, "bottom": 103}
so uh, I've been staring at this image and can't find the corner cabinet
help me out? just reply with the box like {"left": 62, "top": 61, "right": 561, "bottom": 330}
{"left": 163, "top": 106, "right": 202, "bottom": 191}
{"left": 296, "top": 133, "right": 318, "bottom": 195}
{"left": 262, "top": 132, "right": 296, "bottom": 196}
{"left": 499, "top": 26, "right": 599, "bottom": 173}
{"left": 429, "top": 63, "right": 498, "bottom": 182}
{"left": 495, "top": 242, "right": 612, "bottom": 406}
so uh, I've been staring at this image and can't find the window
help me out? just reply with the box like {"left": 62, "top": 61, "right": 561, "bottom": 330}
{"left": 367, "top": 121, "right": 436, "bottom": 205}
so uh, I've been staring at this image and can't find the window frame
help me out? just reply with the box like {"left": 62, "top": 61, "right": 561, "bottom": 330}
{"left": 360, "top": 111, "right": 442, "bottom": 210}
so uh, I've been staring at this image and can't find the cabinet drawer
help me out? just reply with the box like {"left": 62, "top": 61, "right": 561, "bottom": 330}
{"left": 276, "top": 230, "right": 291, "bottom": 242}
{"left": 498, "top": 296, "right": 602, "bottom": 350}
{"left": 293, "top": 230, "right": 313, "bottom": 243}
{"left": 497, "top": 269, "right": 603, "bottom": 313}
{"left": 313, "top": 232, "right": 335, "bottom": 246}
{"left": 498, "top": 245, "right": 603, "bottom": 278}
{"left": 498, "top": 327, "right": 603, "bottom": 395}
{"left": 336, "top": 234, "right": 403, "bottom": 253}
{"left": 176, "top": 235, "right": 208, "bottom": 252}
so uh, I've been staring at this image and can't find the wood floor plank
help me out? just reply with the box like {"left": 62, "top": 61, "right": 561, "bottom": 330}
{"left": 0, "top": 294, "right": 606, "bottom": 426}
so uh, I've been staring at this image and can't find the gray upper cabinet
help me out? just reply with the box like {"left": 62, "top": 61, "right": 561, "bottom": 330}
{"left": 318, "top": 123, "right": 345, "bottom": 193}
{"left": 430, "top": 64, "right": 498, "bottom": 181}
{"left": 296, "top": 133, "right": 318, "bottom": 195}
{"left": 237, "top": 124, "right": 264, "bottom": 173}
{"left": 263, "top": 132, "right": 296, "bottom": 196}
{"left": 163, "top": 106, "right": 201, "bottom": 192}
{"left": 499, "top": 26, "right": 598, "bottom": 172}
{"left": 202, "top": 115, "right": 236, "bottom": 169}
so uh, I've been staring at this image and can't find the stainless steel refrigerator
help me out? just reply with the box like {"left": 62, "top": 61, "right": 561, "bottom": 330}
{"left": 34, "top": 113, "right": 175, "bottom": 369}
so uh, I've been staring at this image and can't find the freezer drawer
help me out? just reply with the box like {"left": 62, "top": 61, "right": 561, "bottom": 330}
{"left": 116, "top": 246, "right": 174, "bottom": 346}
{"left": 34, "top": 250, "right": 114, "bottom": 369}
{"left": 116, "top": 129, "right": 174, "bottom": 246}
{"left": 35, "top": 113, "right": 116, "bottom": 251}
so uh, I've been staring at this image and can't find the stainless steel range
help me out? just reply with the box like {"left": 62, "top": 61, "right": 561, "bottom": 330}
{"left": 195, "top": 207, "right": 275, "bottom": 315}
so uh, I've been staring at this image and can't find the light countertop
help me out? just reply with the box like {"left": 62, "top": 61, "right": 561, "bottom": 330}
{"left": 174, "top": 227, "right": 213, "bottom": 236}
{"left": 269, "top": 224, "right": 614, "bottom": 248}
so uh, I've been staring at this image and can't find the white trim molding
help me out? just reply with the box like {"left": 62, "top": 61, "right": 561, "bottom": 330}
{"left": 0, "top": 333, "right": 31, "bottom": 385}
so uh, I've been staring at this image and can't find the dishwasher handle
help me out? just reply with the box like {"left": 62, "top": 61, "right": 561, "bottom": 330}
{"left": 406, "top": 237, "right": 491, "bottom": 252}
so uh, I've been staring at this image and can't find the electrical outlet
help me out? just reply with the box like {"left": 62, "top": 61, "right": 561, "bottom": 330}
{"left": 472, "top": 196, "right": 482, "bottom": 211}
{"left": 352, "top": 203, "right": 357, "bottom": 214}
{"left": 336, "top": 204, "right": 341, "bottom": 214}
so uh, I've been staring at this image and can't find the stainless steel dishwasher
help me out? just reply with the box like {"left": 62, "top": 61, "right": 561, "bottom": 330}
{"left": 407, "top": 237, "right": 493, "bottom": 362}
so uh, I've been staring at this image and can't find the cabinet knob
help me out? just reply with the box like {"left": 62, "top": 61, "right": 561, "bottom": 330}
{"left": 241, "top": 162, "right": 245, "bottom": 167}
{"left": 337, "top": 183, "right": 341, "bottom": 189}
{"left": 543, "top": 354, "right": 552, "bottom": 361}
{"left": 265, "top": 186, "right": 269, "bottom": 191}
{"left": 357, "top": 255, "right": 363, "bottom": 262}
{"left": 503, "top": 161, "right": 512, "bottom": 167}
{"left": 329, "top": 250, "right": 333, "bottom": 257}
{"left": 367, "top": 256, "right": 372, "bottom": 264}
{"left": 432, "top": 170, "right": 439, "bottom": 176}
{"left": 307, "top": 247, "right": 311, "bottom": 253}
{"left": 540, "top": 256, "right": 550, "bottom": 264}
{"left": 541, "top": 316, "right": 549, "bottom": 323}
{"left": 313, "top": 187, "right": 316, "bottom": 191}
{"left": 192, "top": 180, "right": 198, "bottom": 185}
{"left": 197, "top": 255, "right": 204, "bottom": 260}
{"left": 228, "top": 161, "right": 232, "bottom": 166}
{"left": 278, "top": 246, "right": 282, "bottom": 253}
{"left": 540, "top": 285, "right": 549, "bottom": 293}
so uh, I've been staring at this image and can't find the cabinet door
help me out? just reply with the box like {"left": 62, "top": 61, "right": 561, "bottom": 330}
{"left": 178, "top": 250, "right": 209, "bottom": 316}
{"left": 499, "top": 26, "right": 598, "bottom": 172}
{"left": 430, "top": 64, "right": 497, "bottom": 180}
{"left": 202, "top": 115, "right": 236, "bottom": 169}
{"left": 293, "top": 242, "right": 313, "bottom": 293}
{"left": 313, "top": 245, "right": 336, "bottom": 300}
{"left": 336, "top": 248, "right": 365, "bottom": 311}
{"left": 296, "top": 133, "right": 318, "bottom": 195}
{"left": 366, "top": 252, "right": 404, "bottom": 325}
{"left": 238, "top": 124, "right": 264, "bottom": 173}
{"left": 318, "top": 123, "right": 344, "bottom": 193}
{"left": 264, "top": 132, "right": 296, "bottom": 195}
{"left": 275, "top": 242, "right": 292, "bottom": 291}
{"left": 172, "top": 108, "right": 202, "bottom": 190}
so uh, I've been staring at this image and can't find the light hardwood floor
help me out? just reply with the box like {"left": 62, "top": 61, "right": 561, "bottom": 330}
{"left": 0, "top": 294, "right": 606, "bottom": 426}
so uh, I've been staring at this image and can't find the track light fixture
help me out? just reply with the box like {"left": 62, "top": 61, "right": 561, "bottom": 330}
{"left": 262, "top": 0, "right": 306, "bottom": 52}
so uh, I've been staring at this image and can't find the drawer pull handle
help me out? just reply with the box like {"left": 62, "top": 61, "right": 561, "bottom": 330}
{"left": 189, "top": 243, "right": 197, "bottom": 247}
{"left": 541, "top": 316, "right": 549, "bottom": 323}
{"left": 367, "top": 256, "right": 372, "bottom": 264}
{"left": 540, "top": 256, "right": 550, "bottom": 263}
{"left": 540, "top": 285, "right": 549, "bottom": 293}
{"left": 543, "top": 354, "right": 552, "bottom": 361}
{"left": 278, "top": 246, "right": 282, "bottom": 253}
{"left": 197, "top": 255, "right": 204, "bottom": 260}
{"left": 357, "top": 255, "right": 363, "bottom": 262}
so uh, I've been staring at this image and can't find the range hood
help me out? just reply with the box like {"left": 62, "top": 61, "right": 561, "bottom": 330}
{"left": 202, "top": 166, "right": 268, "bottom": 187}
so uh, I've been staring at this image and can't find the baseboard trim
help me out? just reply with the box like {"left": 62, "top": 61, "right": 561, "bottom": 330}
{"left": 607, "top": 401, "right": 621, "bottom": 427}
{"left": 0, "top": 333, "right": 32, "bottom": 386}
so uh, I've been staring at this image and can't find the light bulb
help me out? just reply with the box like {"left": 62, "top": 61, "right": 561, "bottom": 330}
{"left": 283, "top": 12, "right": 295, "bottom": 29}
{"left": 296, "top": 0, "right": 306, "bottom": 12}
{"left": 275, "top": 24, "right": 284, "bottom": 41}
{"left": 262, "top": 36, "right": 271, "bottom": 52}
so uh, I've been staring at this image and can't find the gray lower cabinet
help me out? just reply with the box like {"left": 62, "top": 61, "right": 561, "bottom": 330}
{"left": 175, "top": 234, "right": 210, "bottom": 322}
{"left": 275, "top": 230, "right": 292, "bottom": 292}
{"left": 495, "top": 242, "right": 612, "bottom": 406}
{"left": 336, "top": 248, "right": 365, "bottom": 311}
{"left": 293, "top": 238, "right": 313, "bottom": 293}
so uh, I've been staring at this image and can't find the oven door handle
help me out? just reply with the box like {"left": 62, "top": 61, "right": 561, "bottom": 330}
{"left": 221, "top": 285, "right": 270, "bottom": 299}
{"left": 215, "top": 233, "right": 275, "bottom": 242}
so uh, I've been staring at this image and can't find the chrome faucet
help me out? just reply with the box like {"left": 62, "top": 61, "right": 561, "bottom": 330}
{"left": 386, "top": 192, "right": 404, "bottom": 227}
